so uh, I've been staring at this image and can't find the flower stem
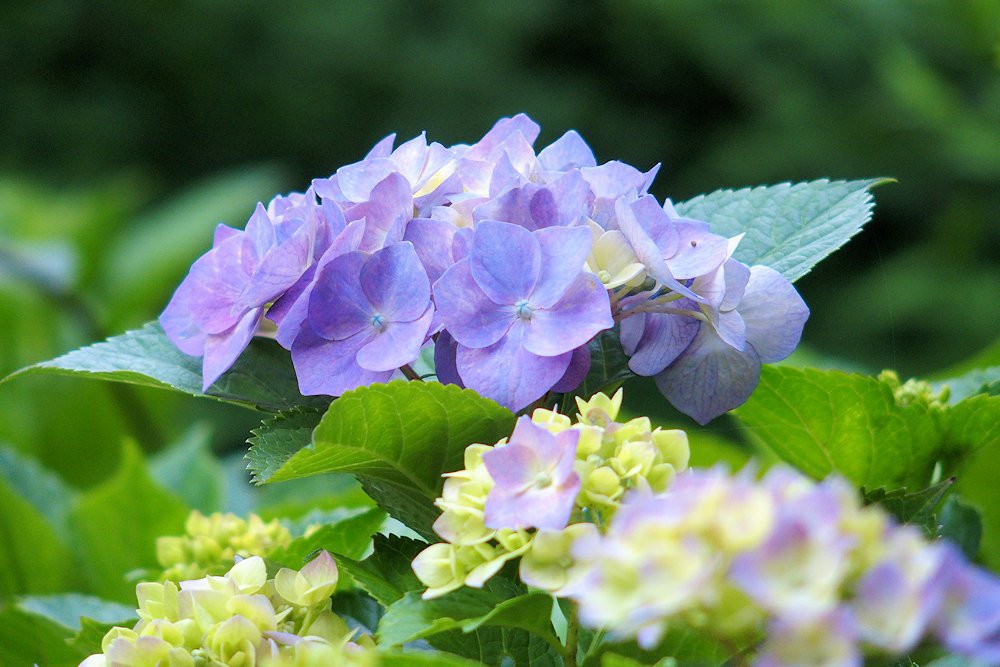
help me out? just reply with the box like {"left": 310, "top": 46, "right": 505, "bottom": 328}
{"left": 565, "top": 600, "right": 579, "bottom": 667}
{"left": 400, "top": 364, "right": 424, "bottom": 381}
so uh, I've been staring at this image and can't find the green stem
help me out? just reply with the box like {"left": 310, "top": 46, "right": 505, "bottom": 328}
{"left": 400, "top": 364, "right": 424, "bottom": 381}
{"left": 564, "top": 600, "right": 579, "bottom": 667}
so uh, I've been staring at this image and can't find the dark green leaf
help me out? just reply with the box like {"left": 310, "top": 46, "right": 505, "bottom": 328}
{"left": 563, "top": 327, "right": 635, "bottom": 403}
{"left": 268, "top": 507, "right": 386, "bottom": 566}
{"left": 863, "top": 479, "right": 954, "bottom": 536}
{"left": 5, "top": 322, "right": 329, "bottom": 412}
{"left": 70, "top": 441, "right": 190, "bottom": 602}
{"left": 938, "top": 496, "right": 983, "bottom": 560}
{"left": 675, "top": 178, "right": 886, "bottom": 282}
{"left": 932, "top": 366, "right": 1000, "bottom": 402}
{"left": 251, "top": 382, "right": 515, "bottom": 500}
{"left": 357, "top": 476, "right": 441, "bottom": 541}
{"left": 733, "top": 366, "right": 939, "bottom": 488}
{"left": 246, "top": 408, "right": 323, "bottom": 484}
{"left": 378, "top": 650, "right": 487, "bottom": 666}
{"left": 335, "top": 534, "right": 426, "bottom": 606}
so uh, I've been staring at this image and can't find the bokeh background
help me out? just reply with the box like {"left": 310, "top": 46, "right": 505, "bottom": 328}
{"left": 1, "top": 2, "right": 998, "bottom": 501}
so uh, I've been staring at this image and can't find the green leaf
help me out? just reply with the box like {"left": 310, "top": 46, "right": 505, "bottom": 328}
{"left": 734, "top": 366, "right": 940, "bottom": 488}
{"left": 357, "top": 476, "right": 441, "bottom": 541}
{"left": 940, "top": 394, "right": 1000, "bottom": 462}
{"left": 246, "top": 408, "right": 323, "bottom": 484}
{"left": 268, "top": 507, "right": 386, "bottom": 566}
{"left": 378, "top": 650, "right": 487, "bottom": 667}
{"left": 17, "top": 593, "right": 135, "bottom": 632}
{"left": 336, "top": 534, "right": 426, "bottom": 606}
{"left": 4, "top": 322, "right": 329, "bottom": 412}
{"left": 0, "top": 445, "right": 77, "bottom": 540}
{"left": 378, "top": 590, "right": 562, "bottom": 658}
{"left": 933, "top": 366, "right": 1000, "bottom": 402}
{"left": 863, "top": 479, "right": 954, "bottom": 536}
{"left": 70, "top": 441, "right": 190, "bottom": 602}
{"left": 150, "top": 423, "right": 223, "bottom": 513}
{"left": 250, "top": 381, "right": 515, "bottom": 513}
{"left": 589, "top": 627, "right": 732, "bottom": 667}
{"left": 563, "top": 327, "right": 635, "bottom": 403}
{"left": 939, "top": 496, "right": 983, "bottom": 561}
{"left": 0, "top": 474, "right": 74, "bottom": 599}
{"left": 675, "top": 178, "right": 886, "bottom": 282}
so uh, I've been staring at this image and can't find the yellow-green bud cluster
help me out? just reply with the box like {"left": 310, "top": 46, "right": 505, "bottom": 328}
{"left": 80, "top": 552, "right": 373, "bottom": 667}
{"left": 157, "top": 511, "right": 293, "bottom": 582}
{"left": 413, "top": 389, "right": 690, "bottom": 598}
{"left": 878, "top": 370, "right": 950, "bottom": 410}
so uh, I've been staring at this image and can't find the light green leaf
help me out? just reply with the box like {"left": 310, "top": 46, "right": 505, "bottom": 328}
{"left": 249, "top": 380, "right": 515, "bottom": 496}
{"left": 150, "top": 423, "right": 223, "bottom": 513}
{"left": 733, "top": 366, "right": 939, "bottom": 488}
{"left": 268, "top": 507, "right": 387, "bottom": 566}
{"left": 675, "top": 178, "right": 886, "bottom": 282}
{"left": 0, "top": 603, "right": 86, "bottom": 666}
{"left": 70, "top": 441, "right": 190, "bottom": 602}
{"left": 0, "top": 475, "right": 75, "bottom": 599}
{"left": 863, "top": 479, "right": 954, "bottom": 536}
{"left": 5, "top": 322, "right": 329, "bottom": 412}
{"left": 17, "top": 593, "right": 135, "bottom": 632}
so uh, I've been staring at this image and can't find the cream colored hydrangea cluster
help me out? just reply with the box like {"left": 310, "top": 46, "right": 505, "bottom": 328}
{"left": 157, "top": 511, "right": 293, "bottom": 582}
{"left": 412, "top": 389, "right": 690, "bottom": 598}
{"left": 80, "top": 551, "right": 374, "bottom": 667}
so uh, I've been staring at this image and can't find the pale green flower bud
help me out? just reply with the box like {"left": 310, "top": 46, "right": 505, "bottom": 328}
{"left": 274, "top": 550, "right": 339, "bottom": 607}
{"left": 519, "top": 523, "right": 599, "bottom": 593}
{"left": 156, "top": 537, "right": 190, "bottom": 568}
{"left": 412, "top": 543, "right": 463, "bottom": 597}
{"left": 575, "top": 388, "right": 623, "bottom": 424}
{"left": 300, "top": 609, "right": 352, "bottom": 643}
{"left": 137, "top": 580, "right": 180, "bottom": 622}
{"left": 226, "top": 593, "right": 278, "bottom": 632}
{"left": 101, "top": 626, "right": 138, "bottom": 653}
{"left": 226, "top": 555, "right": 268, "bottom": 595}
{"left": 530, "top": 408, "right": 573, "bottom": 432}
{"left": 136, "top": 618, "right": 185, "bottom": 647}
{"left": 651, "top": 428, "right": 689, "bottom": 472}
{"left": 205, "top": 615, "right": 261, "bottom": 667}
{"left": 579, "top": 463, "right": 623, "bottom": 508}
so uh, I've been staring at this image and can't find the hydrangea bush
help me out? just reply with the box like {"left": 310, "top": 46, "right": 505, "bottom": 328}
{"left": 5, "top": 115, "right": 999, "bottom": 666}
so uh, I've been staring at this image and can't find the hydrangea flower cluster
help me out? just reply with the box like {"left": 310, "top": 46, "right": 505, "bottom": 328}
{"left": 565, "top": 466, "right": 1000, "bottom": 666}
{"left": 156, "top": 511, "right": 293, "bottom": 582}
{"left": 80, "top": 552, "right": 373, "bottom": 667}
{"left": 411, "top": 390, "right": 690, "bottom": 598}
{"left": 161, "top": 114, "right": 809, "bottom": 421}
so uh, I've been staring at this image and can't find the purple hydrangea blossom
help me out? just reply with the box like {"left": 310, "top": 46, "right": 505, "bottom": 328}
{"left": 434, "top": 220, "right": 613, "bottom": 410}
{"left": 160, "top": 200, "right": 321, "bottom": 389}
{"left": 481, "top": 416, "right": 581, "bottom": 530}
{"left": 290, "top": 242, "right": 433, "bottom": 396}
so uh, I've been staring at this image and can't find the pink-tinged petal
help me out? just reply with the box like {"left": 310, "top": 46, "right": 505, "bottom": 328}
{"left": 358, "top": 172, "right": 414, "bottom": 252}
{"left": 655, "top": 325, "right": 761, "bottom": 425}
{"left": 389, "top": 132, "right": 428, "bottom": 184}
{"left": 630, "top": 195, "right": 678, "bottom": 258}
{"left": 160, "top": 278, "right": 207, "bottom": 356}
{"left": 241, "top": 218, "right": 316, "bottom": 307}
{"left": 360, "top": 242, "right": 430, "bottom": 321}
{"left": 485, "top": 476, "right": 580, "bottom": 530}
{"left": 242, "top": 203, "right": 276, "bottom": 265}
{"left": 434, "top": 259, "right": 516, "bottom": 348}
{"left": 740, "top": 266, "right": 810, "bottom": 363}
{"left": 615, "top": 198, "right": 702, "bottom": 302}
{"left": 483, "top": 443, "right": 538, "bottom": 490}
{"left": 308, "top": 251, "right": 372, "bottom": 340}
{"left": 622, "top": 309, "right": 700, "bottom": 376}
{"left": 470, "top": 220, "right": 541, "bottom": 305}
{"left": 356, "top": 306, "right": 433, "bottom": 372}
{"left": 508, "top": 416, "right": 575, "bottom": 472}
{"left": 290, "top": 325, "right": 387, "bottom": 396}
{"left": 335, "top": 158, "right": 398, "bottom": 203}
{"left": 456, "top": 326, "right": 571, "bottom": 411}
{"left": 187, "top": 235, "right": 252, "bottom": 334}
{"left": 551, "top": 344, "right": 591, "bottom": 393}
{"left": 538, "top": 130, "right": 597, "bottom": 171}
{"left": 213, "top": 223, "right": 241, "bottom": 246}
{"left": 552, "top": 429, "right": 581, "bottom": 482}
{"left": 366, "top": 133, "right": 396, "bottom": 159}
{"left": 202, "top": 308, "right": 263, "bottom": 391}
{"left": 433, "top": 330, "right": 463, "bottom": 387}
{"left": 466, "top": 114, "right": 541, "bottom": 161}
{"left": 666, "top": 222, "right": 729, "bottom": 280}
{"left": 531, "top": 225, "right": 593, "bottom": 308}
{"left": 522, "top": 274, "right": 612, "bottom": 357}
{"left": 403, "top": 218, "right": 458, "bottom": 285}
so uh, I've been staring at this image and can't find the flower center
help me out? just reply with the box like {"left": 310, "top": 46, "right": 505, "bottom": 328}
{"left": 371, "top": 314, "right": 386, "bottom": 332}
{"left": 515, "top": 300, "right": 534, "bottom": 321}
{"left": 533, "top": 471, "right": 552, "bottom": 489}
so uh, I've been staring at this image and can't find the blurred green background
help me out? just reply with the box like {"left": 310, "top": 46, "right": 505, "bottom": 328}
{"left": 0, "top": 1, "right": 997, "bottom": 534}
